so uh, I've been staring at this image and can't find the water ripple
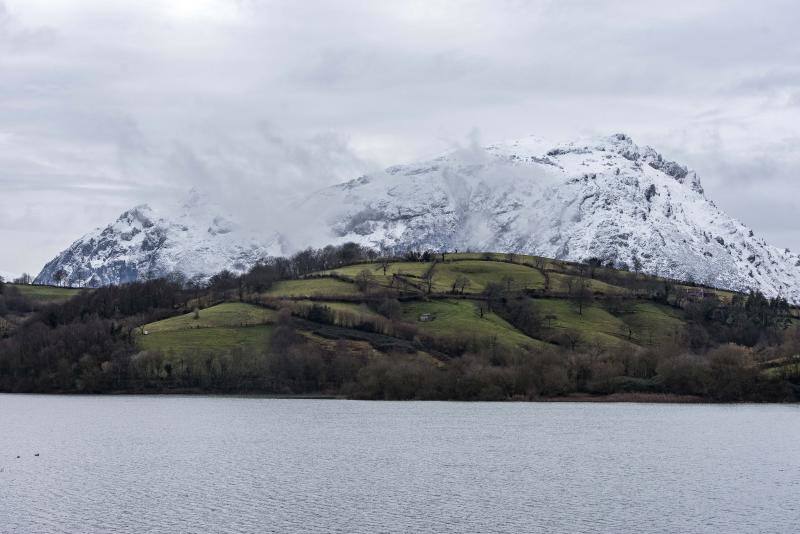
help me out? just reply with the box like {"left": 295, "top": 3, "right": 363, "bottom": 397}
{"left": 1, "top": 396, "right": 799, "bottom": 533}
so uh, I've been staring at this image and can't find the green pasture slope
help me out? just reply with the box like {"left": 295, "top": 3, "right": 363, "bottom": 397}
{"left": 144, "top": 253, "right": 727, "bottom": 359}
{"left": 8, "top": 284, "right": 81, "bottom": 303}
{"left": 262, "top": 278, "right": 362, "bottom": 298}
{"left": 138, "top": 303, "right": 275, "bottom": 355}
{"left": 400, "top": 299, "right": 550, "bottom": 350}
{"left": 136, "top": 251, "right": 800, "bottom": 368}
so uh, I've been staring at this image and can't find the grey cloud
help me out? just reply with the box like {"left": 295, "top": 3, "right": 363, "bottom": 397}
{"left": 730, "top": 69, "right": 800, "bottom": 93}
{"left": 0, "top": 1, "right": 56, "bottom": 52}
{"left": 2, "top": 0, "right": 800, "bottom": 274}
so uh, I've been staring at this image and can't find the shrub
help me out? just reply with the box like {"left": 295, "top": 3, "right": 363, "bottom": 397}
{"left": 706, "top": 344, "right": 758, "bottom": 401}
{"left": 655, "top": 353, "right": 709, "bottom": 396}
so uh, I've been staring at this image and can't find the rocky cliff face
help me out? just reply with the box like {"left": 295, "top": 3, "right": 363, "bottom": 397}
{"left": 36, "top": 134, "right": 800, "bottom": 302}
{"left": 35, "top": 191, "right": 281, "bottom": 287}
{"left": 301, "top": 133, "right": 800, "bottom": 301}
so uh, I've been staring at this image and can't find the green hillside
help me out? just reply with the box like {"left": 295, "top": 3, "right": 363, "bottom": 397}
{"left": 144, "top": 302, "right": 276, "bottom": 332}
{"left": 8, "top": 284, "right": 81, "bottom": 303}
{"left": 262, "top": 278, "right": 362, "bottom": 298}
{"left": 433, "top": 261, "right": 546, "bottom": 293}
{"left": 139, "top": 303, "right": 275, "bottom": 355}
{"left": 4, "top": 245, "right": 797, "bottom": 401}
{"left": 139, "top": 325, "right": 273, "bottom": 355}
{"left": 138, "top": 254, "right": 701, "bottom": 357}
{"left": 400, "top": 299, "right": 550, "bottom": 350}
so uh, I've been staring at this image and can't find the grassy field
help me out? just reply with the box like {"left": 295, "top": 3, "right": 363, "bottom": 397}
{"left": 617, "top": 302, "right": 686, "bottom": 346}
{"left": 432, "top": 260, "right": 546, "bottom": 293}
{"left": 139, "top": 326, "right": 273, "bottom": 355}
{"left": 8, "top": 284, "right": 81, "bottom": 303}
{"left": 446, "top": 252, "right": 574, "bottom": 272}
{"left": 263, "top": 278, "right": 362, "bottom": 298}
{"left": 322, "top": 261, "right": 432, "bottom": 290}
{"left": 325, "top": 259, "right": 548, "bottom": 294}
{"left": 326, "top": 261, "right": 431, "bottom": 278}
{"left": 138, "top": 302, "right": 276, "bottom": 355}
{"left": 530, "top": 299, "right": 685, "bottom": 349}
{"left": 144, "top": 302, "right": 276, "bottom": 333}
{"left": 546, "top": 272, "right": 628, "bottom": 295}
{"left": 444, "top": 252, "right": 506, "bottom": 261}
{"left": 294, "top": 300, "right": 384, "bottom": 319}
{"left": 132, "top": 256, "right": 702, "bottom": 357}
{"left": 530, "top": 299, "right": 637, "bottom": 349}
{"left": 323, "top": 257, "right": 637, "bottom": 297}
{"left": 400, "top": 299, "right": 549, "bottom": 350}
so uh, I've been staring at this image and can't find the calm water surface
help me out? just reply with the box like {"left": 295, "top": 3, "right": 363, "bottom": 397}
{"left": 1, "top": 395, "right": 799, "bottom": 533}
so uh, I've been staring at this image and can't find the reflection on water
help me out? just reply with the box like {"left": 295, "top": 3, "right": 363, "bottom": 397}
{"left": 1, "top": 396, "right": 799, "bottom": 533}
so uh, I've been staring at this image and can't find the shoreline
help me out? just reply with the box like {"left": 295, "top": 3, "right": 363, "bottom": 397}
{"left": 0, "top": 391, "right": 784, "bottom": 403}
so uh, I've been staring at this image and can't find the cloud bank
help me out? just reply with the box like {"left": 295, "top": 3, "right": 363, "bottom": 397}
{"left": 2, "top": 0, "right": 800, "bottom": 273}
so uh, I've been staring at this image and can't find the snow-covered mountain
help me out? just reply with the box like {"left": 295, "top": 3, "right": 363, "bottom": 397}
{"left": 35, "top": 190, "right": 282, "bottom": 287}
{"left": 301, "top": 133, "right": 800, "bottom": 301}
{"left": 36, "top": 133, "right": 800, "bottom": 302}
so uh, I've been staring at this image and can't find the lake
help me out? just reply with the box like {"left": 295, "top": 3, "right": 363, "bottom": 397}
{"left": 1, "top": 396, "right": 798, "bottom": 533}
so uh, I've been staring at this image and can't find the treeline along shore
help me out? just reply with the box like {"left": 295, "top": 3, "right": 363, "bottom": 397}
{"left": 2, "top": 243, "right": 799, "bottom": 401}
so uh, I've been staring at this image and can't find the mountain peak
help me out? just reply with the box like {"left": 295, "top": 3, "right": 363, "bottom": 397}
{"left": 603, "top": 133, "right": 703, "bottom": 194}
{"left": 297, "top": 133, "right": 794, "bottom": 301}
{"left": 35, "top": 133, "right": 796, "bottom": 302}
{"left": 116, "top": 204, "right": 155, "bottom": 227}
{"left": 35, "top": 194, "right": 281, "bottom": 287}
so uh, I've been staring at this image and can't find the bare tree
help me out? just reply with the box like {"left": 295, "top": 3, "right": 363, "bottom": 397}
{"left": 484, "top": 282, "right": 505, "bottom": 312}
{"left": 421, "top": 264, "right": 437, "bottom": 294}
{"left": 502, "top": 275, "right": 515, "bottom": 292}
{"left": 13, "top": 273, "right": 32, "bottom": 285}
{"left": 452, "top": 274, "right": 470, "bottom": 295}
{"left": 355, "top": 269, "right": 375, "bottom": 293}
{"left": 379, "top": 258, "right": 392, "bottom": 276}
{"left": 574, "top": 278, "right": 592, "bottom": 316}
{"left": 558, "top": 329, "right": 583, "bottom": 351}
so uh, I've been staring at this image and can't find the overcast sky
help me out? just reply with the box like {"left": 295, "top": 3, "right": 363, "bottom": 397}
{"left": 2, "top": 0, "right": 800, "bottom": 276}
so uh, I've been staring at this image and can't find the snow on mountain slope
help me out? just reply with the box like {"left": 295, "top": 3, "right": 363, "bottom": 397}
{"left": 300, "top": 133, "right": 800, "bottom": 301}
{"left": 36, "top": 133, "right": 800, "bottom": 302}
{"left": 35, "top": 190, "right": 282, "bottom": 287}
